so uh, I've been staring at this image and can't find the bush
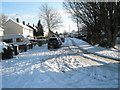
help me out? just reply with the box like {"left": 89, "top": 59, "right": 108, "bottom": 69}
{"left": 2, "top": 46, "right": 13, "bottom": 60}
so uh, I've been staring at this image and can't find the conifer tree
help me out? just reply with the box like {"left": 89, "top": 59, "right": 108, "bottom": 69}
{"left": 36, "top": 20, "right": 44, "bottom": 36}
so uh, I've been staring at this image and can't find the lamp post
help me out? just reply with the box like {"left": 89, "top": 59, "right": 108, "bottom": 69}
{"left": 76, "top": 15, "right": 79, "bottom": 38}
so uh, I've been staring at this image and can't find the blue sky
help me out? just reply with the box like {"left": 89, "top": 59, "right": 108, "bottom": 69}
{"left": 2, "top": 2, "right": 77, "bottom": 33}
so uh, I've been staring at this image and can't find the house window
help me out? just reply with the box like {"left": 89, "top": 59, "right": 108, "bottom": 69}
{"left": 3, "top": 39, "right": 13, "bottom": 43}
{"left": 16, "top": 38, "right": 23, "bottom": 42}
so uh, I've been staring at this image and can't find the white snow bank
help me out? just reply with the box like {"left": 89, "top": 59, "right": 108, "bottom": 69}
{"left": 71, "top": 38, "right": 120, "bottom": 60}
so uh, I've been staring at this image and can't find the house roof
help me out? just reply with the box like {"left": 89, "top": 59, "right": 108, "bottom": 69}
{"left": 6, "top": 19, "right": 33, "bottom": 31}
{"left": 27, "top": 24, "right": 37, "bottom": 31}
{"left": 0, "top": 27, "right": 4, "bottom": 31}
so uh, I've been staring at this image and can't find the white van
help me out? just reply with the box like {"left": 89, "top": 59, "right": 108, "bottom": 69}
{"left": 0, "top": 34, "right": 30, "bottom": 46}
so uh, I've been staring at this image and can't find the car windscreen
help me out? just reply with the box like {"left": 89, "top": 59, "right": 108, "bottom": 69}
{"left": 49, "top": 38, "right": 58, "bottom": 42}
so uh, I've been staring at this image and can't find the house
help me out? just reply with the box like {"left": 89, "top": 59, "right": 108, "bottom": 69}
{"left": 0, "top": 27, "right": 4, "bottom": 36}
{"left": 4, "top": 19, "right": 34, "bottom": 39}
{"left": 26, "top": 24, "right": 37, "bottom": 39}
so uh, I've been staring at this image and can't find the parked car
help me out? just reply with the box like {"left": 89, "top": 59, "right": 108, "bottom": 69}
{"left": 0, "top": 34, "right": 32, "bottom": 53}
{"left": 60, "top": 37, "right": 65, "bottom": 42}
{"left": 48, "top": 37, "right": 61, "bottom": 49}
{"left": 30, "top": 39, "right": 38, "bottom": 46}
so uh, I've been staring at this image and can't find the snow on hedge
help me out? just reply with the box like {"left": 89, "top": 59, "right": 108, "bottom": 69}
{"left": 0, "top": 42, "right": 9, "bottom": 53}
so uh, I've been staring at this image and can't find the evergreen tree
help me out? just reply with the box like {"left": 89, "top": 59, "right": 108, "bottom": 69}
{"left": 36, "top": 20, "right": 44, "bottom": 36}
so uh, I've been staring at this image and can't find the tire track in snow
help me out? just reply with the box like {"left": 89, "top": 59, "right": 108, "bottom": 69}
{"left": 2, "top": 39, "right": 75, "bottom": 76}
{"left": 2, "top": 38, "right": 119, "bottom": 88}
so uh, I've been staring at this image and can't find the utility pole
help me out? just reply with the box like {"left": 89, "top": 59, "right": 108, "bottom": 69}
{"left": 76, "top": 15, "right": 79, "bottom": 37}
{"left": 69, "top": 25, "right": 71, "bottom": 36}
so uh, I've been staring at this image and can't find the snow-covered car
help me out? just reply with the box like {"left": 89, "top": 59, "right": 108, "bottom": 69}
{"left": 48, "top": 37, "right": 61, "bottom": 49}
{"left": 0, "top": 34, "right": 33, "bottom": 53}
{"left": 0, "top": 34, "right": 31, "bottom": 46}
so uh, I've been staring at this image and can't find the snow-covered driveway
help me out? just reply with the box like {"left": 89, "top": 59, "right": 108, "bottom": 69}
{"left": 1, "top": 38, "right": 119, "bottom": 88}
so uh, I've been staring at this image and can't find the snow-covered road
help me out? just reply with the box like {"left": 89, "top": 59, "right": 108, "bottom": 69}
{"left": 1, "top": 38, "right": 119, "bottom": 88}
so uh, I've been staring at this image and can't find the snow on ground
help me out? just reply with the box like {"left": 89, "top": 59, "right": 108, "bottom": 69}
{"left": 1, "top": 38, "right": 119, "bottom": 88}
{"left": 70, "top": 38, "right": 120, "bottom": 60}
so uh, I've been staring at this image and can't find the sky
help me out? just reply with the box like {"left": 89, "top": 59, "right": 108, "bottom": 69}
{"left": 1, "top": 1, "right": 77, "bottom": 33}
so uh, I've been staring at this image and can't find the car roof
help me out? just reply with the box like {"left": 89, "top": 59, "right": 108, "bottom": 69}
{"left": 49, "top": 37, "right": 58, "bottom": 39}
{"left": 49, "top": 37, "right": 57, "bottom": 38}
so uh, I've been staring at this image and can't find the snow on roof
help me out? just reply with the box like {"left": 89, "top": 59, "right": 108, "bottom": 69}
{"left": 0, "top": 27, "right": 4, "bottom": 31}
{"left": 6, "top": 19, "right": 33, "bottom": 31}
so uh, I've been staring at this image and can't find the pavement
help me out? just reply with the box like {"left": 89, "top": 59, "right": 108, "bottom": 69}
{"left": 70, "top": 38, "right": 120, "bottom": 61}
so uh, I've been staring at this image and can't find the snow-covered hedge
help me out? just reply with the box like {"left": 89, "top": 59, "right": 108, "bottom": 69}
{"left": 0, "top": 42, "right": 9, "bottom": 53}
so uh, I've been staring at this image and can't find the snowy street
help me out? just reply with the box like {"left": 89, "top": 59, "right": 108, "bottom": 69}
{"left": 1, "top": 38, "right": 119, "bottom": 88}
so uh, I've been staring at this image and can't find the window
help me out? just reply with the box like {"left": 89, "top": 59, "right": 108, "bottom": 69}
{"left": 3, "top": 39, "right": 13, "bottom": 43}
{"left": 16, "top": 38, "right": 23, "bottom": 42}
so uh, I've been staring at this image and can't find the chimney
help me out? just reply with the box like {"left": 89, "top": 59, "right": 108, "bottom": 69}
{"left": 23, "top": 21, "right": 25, "bottom": 25}
{"left": 16, "top": 18, "right": 19, "bottom": 23}
{"left": 33, "top": 24, "right": 34, "bottom": 27}
{"left": 27, "top": 23, "right": 30, "bottom": 26}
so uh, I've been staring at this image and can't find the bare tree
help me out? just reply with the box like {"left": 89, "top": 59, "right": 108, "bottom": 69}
{"left": 63, "top": 1, "right": 120, "bottom": 48}
{"left": 39, "top": 4, "right": 62, "bottom": 34}
{"left": 0, "top": 13, "right": 8, "bottom": 27}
